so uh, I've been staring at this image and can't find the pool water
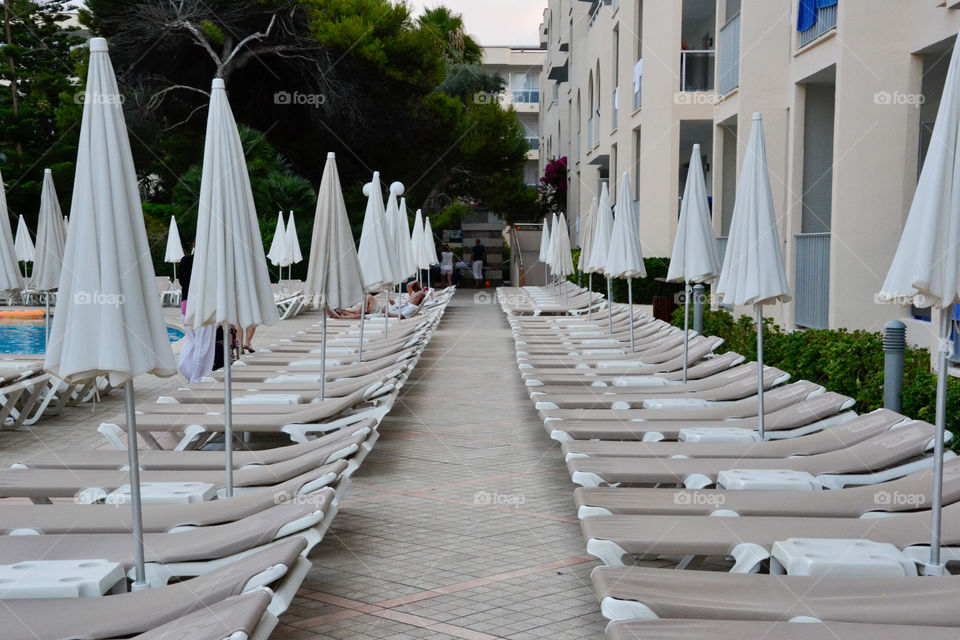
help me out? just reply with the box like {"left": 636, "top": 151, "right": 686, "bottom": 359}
{"left": 0, "top": 321, "right": 186, "bottom": 355}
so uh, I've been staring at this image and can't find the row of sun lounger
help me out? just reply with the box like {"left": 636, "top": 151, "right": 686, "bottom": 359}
{"left": 0, "top": 286, "right": 454, "bottom": 640}
{"left": 0, "top": 356, "right": 113, "bottom": 431}
{"left": 500, "top": 283, "right": 959, "bottom": 638}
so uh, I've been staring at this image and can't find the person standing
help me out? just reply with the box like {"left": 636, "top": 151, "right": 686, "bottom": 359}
{"left": 176, "top": 243, "right": 217, "bottom": 381}
{"left": 440, "top": 245, "right": 454, "bottom": 287}
{"left": 470, "top": 239, "right": 486, "bottom": 289}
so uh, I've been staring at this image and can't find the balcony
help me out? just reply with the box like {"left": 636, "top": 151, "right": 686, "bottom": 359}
{"left": 798, "top": 2, "right": 837, "bottom": 49}
{"left": 512, "top": 89, "right": 540, "bottom": 104}
{"left": 680, "top": 50, "right": 715, "bottom": 93}
{"left": 717, "top": 12, "right": 740, "bottom": 95}
{"left": 525, "top": 136, "right": 540, "bottom": 151}
{"left": 547, "top": 55, "right": 568, "bottom": 82}
{"left": 794, "top": 232, "right": 830, "bottom": 329}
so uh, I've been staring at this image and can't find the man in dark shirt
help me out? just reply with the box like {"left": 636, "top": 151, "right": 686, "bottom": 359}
{"left": 471, "top": 239, "right": 486, "bottom": 289}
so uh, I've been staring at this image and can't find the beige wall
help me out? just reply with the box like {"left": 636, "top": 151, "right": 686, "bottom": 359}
{"left": 541, "top": 0, "right": 960, "bottom": 344}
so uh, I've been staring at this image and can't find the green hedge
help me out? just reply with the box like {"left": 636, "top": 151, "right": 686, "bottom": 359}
{"left": 671, "top": 307, "right": 960, "bottom": 445}
{"left": 568, "top": 250, "right": 682, "bottom": 305}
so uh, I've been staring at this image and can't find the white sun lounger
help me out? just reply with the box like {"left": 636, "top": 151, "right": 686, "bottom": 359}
{"left": 0, "top": 538, "right": 308, "bottom": 640}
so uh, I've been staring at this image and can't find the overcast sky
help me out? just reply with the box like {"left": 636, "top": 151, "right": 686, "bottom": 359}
{"left": 62, "top": 0, "right": 547, "bottom": 48}
{"left": 407, "top": 0, "right": 547, "bottom": 47}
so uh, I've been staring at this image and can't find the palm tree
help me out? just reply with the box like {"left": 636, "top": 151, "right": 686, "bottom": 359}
{"left": 417, "top": 6, "right": 482, "bottom": 65}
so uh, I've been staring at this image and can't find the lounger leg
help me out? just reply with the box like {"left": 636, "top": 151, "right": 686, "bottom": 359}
{"left": 586, "top": 539, "right": 632, "bottom": 566}
{"left": 730, "top": 542, "right": 770, "bottom": 573}
{"left": 599, "top": 596, "right": 659, "bottom": 621}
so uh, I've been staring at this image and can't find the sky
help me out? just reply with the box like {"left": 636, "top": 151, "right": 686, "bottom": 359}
{"left": 62, "top": 1, "right": 546, "bottom": 48}
{"left": 407, "top": 0, "right": 547, "bottom": 47}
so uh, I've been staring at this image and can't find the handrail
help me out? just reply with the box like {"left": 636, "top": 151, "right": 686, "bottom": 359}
{"left": 508, "top": 226, "right": 525, "bottom": 274}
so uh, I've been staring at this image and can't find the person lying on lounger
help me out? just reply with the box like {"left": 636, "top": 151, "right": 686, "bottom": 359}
{"left": 327, "top": 290, "right": 425, "bottom": 319}
{"left": 385, "top": 290, "right": 426, "bottom": 318}
{"left": 328, "top": 294, "right": 381, "bottom": 319}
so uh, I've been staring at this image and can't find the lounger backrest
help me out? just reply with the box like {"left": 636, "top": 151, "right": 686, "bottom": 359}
{"left": 763, "top": 391, "right": 854, "bottom": 429}
{"left": 795, "top": 421, "right": 937, "bottom": 473}
{"left": 132, "top": 591, "right": 272, "bottom": 640}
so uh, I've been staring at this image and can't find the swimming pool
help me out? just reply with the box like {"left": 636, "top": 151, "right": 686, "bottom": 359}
{"left": 0, "top": 320, "right": 186, "bottom": 355}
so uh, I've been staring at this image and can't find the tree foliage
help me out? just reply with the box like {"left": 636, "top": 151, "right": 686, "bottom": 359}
{"left": 82, "top": 0, "right": 534, "bottom": 228}
{"left": 0, "top": 0, "right": 85, "bottom": 220}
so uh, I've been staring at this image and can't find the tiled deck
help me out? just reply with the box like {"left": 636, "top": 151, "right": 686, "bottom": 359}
{"left": 276, "top": 291, "right": 604, "bottom": 639}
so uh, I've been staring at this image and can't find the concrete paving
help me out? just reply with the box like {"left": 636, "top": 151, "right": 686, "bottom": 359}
{"left": 276, "top": 290, "right": 604, "bottom": 639}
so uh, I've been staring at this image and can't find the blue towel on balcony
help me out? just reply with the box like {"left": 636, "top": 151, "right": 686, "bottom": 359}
{"left": 797, "top": 0, "right": 837, "bottom": 32}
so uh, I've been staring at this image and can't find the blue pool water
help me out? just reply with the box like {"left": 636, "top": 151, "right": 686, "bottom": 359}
{"left": 0, "top": 320, "right": 186, "bottom": 355}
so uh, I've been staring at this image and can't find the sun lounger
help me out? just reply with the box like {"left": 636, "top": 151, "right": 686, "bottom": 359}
{"left": 0, "top": 478, "right": 339, "bottom": 535}
{"left": 604, "top": 619, "right": 960, "bottom": 640}
{"left": 573, "top": 456, "right": 960, "bottom": 518}
{"left": 0, "top": 500, "right": 330, "bottom": 587}
{"left": 519, "top": 334, "right": 719, "bottom": 369}
{"left": 217, "top": 347, "right": 420, "bottom": 383}
{"left": 0, "top": 457, "right": 349, "bottom": 501}
{"left": 99, "top": 383, "right": 392, "bottom": 449}
{"left": 136, "top": 379, "right": 391, "bottom": 415}
{"left": 520, "top": 339, "right": 724, "bottom": 376}
{"left": 0, "top": 538, "right": 308, "bottom": 640}
{"left": 16, "top": 420, "right": 377, "bottom": 470}
{"left": 547, "top": 391, "right": 856, "bottom": 442}
{"left": 567, "top": 421, "right": 941, "bottom": 488}
{"left": 561, "top": 408, "right": 908, "bottom": 460}
{"left": 162, "top": 366, "right": 407, "bottom": 404}
{"left": 133, "top": 591, "right": 275, "bottom": 640}
{"left": 531, "top": 365, "right": 789, "bottom": 407}
{"left": 581, "top": 497, "right": 960, "bottom": 570}
{"left": 521, "top": 352, "right": 746, "bottom": 387}
{"left": 540, "top": 380, "right": 824, "bottom": 422}
{"left": 592, "top": 565, "right": 960, "bottom": 626}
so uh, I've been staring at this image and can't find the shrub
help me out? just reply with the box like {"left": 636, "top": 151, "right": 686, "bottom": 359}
{"left": 566, "top": 252, "right": 682, "bottom": 304}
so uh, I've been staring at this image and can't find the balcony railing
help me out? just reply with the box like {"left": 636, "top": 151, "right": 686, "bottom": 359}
{"left": 525, "top": 136, "right": 540, "bottom": 151}
{"left": 680, "top": 50, "right": 715, "bottom": 92}
{"left": 612, "top": 86, "right": 619, "bottom": 130}
{"left": 512, "top": 89, "right": 540, "bottom": 104}
{"left": 794, "top": 232, "right": 830, "bottom": 329}
{"left": 798, "top": 3, "right": 837, "bottom": 48}
{"left": 717, "top": 13, "right": 740, "bottom": 95}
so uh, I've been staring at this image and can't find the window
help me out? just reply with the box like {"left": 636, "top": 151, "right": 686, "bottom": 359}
{"left": 521, "top": 120, "right": 540, "bottom": 150}
{"left": 511, "top": 73, "right": 540, "bottom": 104}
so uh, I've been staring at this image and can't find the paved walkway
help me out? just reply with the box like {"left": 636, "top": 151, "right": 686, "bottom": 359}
{"left": 276, "top": 290, "right": 604, "bottom": 639}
